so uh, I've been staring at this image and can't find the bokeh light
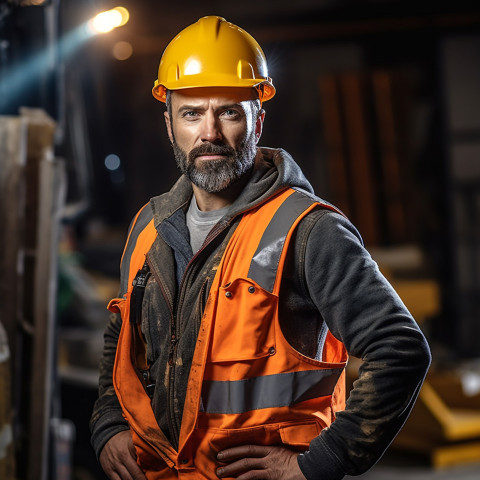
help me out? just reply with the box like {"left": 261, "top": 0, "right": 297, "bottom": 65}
{"left": 112, "top": 41, "right": 133, "bottom": 61}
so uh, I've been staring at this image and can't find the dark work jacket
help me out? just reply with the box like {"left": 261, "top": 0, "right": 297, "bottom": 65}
{"left": 90, "top": 147, "right": 431, "bottom": 480}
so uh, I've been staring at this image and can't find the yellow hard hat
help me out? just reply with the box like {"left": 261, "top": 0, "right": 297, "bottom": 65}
{"left": 152, "top": 16, "right": 275, "bottom": 103}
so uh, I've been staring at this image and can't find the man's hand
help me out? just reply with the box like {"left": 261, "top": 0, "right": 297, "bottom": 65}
{"left": 216, "top": 445, "right": 307, "bottom": 479}
{"left": 99, "top": 430, "right": 146, "bottom": 480}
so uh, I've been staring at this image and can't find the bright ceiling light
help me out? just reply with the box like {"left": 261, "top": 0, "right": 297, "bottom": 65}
{"left": 88, "top": 7, "right": 130, "bottom": 35}
{"left": 92, "top": 9, "right": 122, "bottom": 34}
{"left": 114, "top": 7, "right": 130, "bottom": 27}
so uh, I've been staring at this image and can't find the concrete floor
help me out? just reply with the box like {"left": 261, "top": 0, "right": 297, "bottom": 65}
{"left": 350, "top": 464, "right": 480, "bottom": 480}
{"left": 346, "top": 451, "right": 480, "bottom": 479}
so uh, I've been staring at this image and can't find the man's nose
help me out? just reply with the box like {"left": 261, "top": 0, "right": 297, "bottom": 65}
{"left": 200, "top": 111, "right": 222, "bottom": 143}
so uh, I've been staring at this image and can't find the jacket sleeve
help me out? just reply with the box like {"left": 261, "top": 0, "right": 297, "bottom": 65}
{"left": 89, "top": 310, "right": 130, "bottom": 458}
{"left": 297, "top": 211, "right": 431, "bottom": 479}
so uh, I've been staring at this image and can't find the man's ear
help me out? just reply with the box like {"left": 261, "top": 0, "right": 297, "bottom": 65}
{"left": 164, "top": 111, "right": 173, "bottom": 144}
{"left": 255, "top": 109, "right": 266, "bottom": 144}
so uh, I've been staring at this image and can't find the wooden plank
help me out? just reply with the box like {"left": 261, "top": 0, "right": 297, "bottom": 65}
{"left": 1, "top": 111, "right": 66, "bottom": 478}
{"left": 0, "top": 321, "right": 15, "bottom": 479}
{"left": 318, "top": 75, "right": 352, "bottom": 218}
{"left": 14, "top": 109, "right": 64, "bottom": 480}
{"left": 339, "top": 72, "right": 380, "bottom": 245}
{"left": 372, "top": 70, "right": 408, "bottom": 243}
{"left": 28, "top": 155, "right": 66, "bottom": 480}
{"left": 0, "top": 116, "right": 27, "bottom": 389}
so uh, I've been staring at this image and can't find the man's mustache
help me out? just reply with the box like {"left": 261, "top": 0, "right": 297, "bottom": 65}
{"left": 189, "top": 142, "right": 236, "bottom": 160}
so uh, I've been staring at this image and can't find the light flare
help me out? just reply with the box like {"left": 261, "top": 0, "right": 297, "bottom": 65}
{"left": 87, "top": 7, "right": 130, "bottom": 35}
{"left": 0, "top": 6, "right": 130, "bottom": 112}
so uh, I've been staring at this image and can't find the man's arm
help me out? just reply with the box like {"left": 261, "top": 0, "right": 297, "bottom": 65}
{"left": 211, "top": 209, "right": 429, "bottom": 480}
{"left": 90, "top": 311, "right": 148, "bottom": 479}
{"left": 89, "top": 311, "right": 130, "bottom": 457}
{"left": 298, "top": 211, "right": 431, "bottom": 479}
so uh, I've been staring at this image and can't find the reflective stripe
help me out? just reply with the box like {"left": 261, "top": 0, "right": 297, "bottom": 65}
{"left": 248, "top": 191, "right": 315, "bottom": 292}
{"left": 120, "top": 206, "right": 154, "bottom": 296}
{"left": 201, "top": 368, "right": 343, "bottom": 414}
{"left": 315, "top": 322, "right": 330, "bottom": 361}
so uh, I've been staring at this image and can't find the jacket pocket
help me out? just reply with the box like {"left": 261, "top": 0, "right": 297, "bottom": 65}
{"left": 209, "top": 278, "right": 277, "bottom": 363}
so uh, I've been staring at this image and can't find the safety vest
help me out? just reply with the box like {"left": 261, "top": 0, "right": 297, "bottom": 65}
{"left": 109, "top": 188, "right": 348, "bottom": 479}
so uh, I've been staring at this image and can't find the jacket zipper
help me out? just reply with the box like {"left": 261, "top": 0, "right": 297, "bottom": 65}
{"left": 145, "top": 227, "right": 224, "bottom": 451}
{"left": 165, "top": 219, "right": 234, "bottom": 449}
{"left": 165, "top": 194, "right": 283, "bottom": 445}
{"left": 145, "top": 253, "right": 179, "bottom": 449}
{"left": 147, "top": 190, "right": 286, "bottom": 449}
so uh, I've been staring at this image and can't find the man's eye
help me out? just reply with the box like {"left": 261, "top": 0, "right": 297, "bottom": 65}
{"left": 222, "top": 109, "right": 240, "bottom": 118}
{"left": 183, "top": 111, "right": 199, "bottom": 118}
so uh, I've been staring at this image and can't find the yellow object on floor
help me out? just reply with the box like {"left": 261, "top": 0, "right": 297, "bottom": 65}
{"left": 393, "top": 371, "right": 480, "bottom": 468}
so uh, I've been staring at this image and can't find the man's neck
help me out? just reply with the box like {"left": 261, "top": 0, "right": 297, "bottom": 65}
{"left": 192, "top": 169, "right": 252, "bottom": 212}
{"left": 192, "top": 183, "right": 239, "bottom": 211}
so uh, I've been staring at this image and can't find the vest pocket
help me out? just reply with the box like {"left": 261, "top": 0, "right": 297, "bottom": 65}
{"left": 209, "top": 278, "right": 277, "bottom": 362}
{"left": 279, "top": 421, "right": 320, "bottom": 450}
{"left": 207, "top": 420, "right": 320, "bottom": 453}
{"left": 208, "top": 425, "right": 280, "bottom": 452}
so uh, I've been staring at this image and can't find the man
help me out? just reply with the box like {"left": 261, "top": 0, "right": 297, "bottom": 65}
{"left": 90, "top": 16, "right": 431, "bottom": 480}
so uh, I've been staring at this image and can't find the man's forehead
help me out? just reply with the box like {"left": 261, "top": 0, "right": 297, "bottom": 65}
{"left": 171, "top": 87, "right": 258, "bottom": 107}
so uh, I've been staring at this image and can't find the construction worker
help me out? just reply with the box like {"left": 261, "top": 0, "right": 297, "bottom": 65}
{"left": 90, "top": 16, "right": 431, "bottom": 480}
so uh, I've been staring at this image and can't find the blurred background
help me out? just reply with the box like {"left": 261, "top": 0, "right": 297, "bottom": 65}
{"left": 1, "top": 0, "right": 480, "bottom": 479}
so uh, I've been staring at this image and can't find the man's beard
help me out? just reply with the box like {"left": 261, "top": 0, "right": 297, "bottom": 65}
{"left": 172, "top": 132, "right": 257, "bottom": 193}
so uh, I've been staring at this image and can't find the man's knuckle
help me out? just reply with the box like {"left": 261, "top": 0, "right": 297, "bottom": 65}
{"left": 246, "top": 444, "right": 261, "bottom": 457}
{"left": 103, "top": 466, "right": 114, "bottom": 476}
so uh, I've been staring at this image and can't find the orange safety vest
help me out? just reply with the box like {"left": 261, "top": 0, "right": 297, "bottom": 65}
{"left": 109, "top": 188, "right": 348, "bottom": 479}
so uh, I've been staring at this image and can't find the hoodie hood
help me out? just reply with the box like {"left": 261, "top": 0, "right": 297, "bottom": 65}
{"left": 151, "top": 147, "right": 314, "bottom": 229}
{"left": 229, "top": 147, "right": 314, "bottom": 217}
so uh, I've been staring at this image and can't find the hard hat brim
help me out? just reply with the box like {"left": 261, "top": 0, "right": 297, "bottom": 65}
{"left": 152, "top": 79, "right": 275, "bottom": 103}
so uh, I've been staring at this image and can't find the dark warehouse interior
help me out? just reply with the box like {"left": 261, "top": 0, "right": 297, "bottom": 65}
{"left": 1, "top": 1, "right": 480, "bottom": 479}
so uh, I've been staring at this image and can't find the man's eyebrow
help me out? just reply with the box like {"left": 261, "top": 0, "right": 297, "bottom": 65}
{"left": 177, "top": 103, "right": 246, "bottom": 113}
{"left": 218, "top": 103, "right": 244, "bottom": 110}
{"left": 219, "top": 102, "right": 243, "bottom": 108}
{"left": 177, "top": 105, "right": 203, "bottom": 113}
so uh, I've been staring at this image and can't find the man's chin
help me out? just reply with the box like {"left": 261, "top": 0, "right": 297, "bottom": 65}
{"left": 189, "top": 176, "right": 233, "bottom": 194}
